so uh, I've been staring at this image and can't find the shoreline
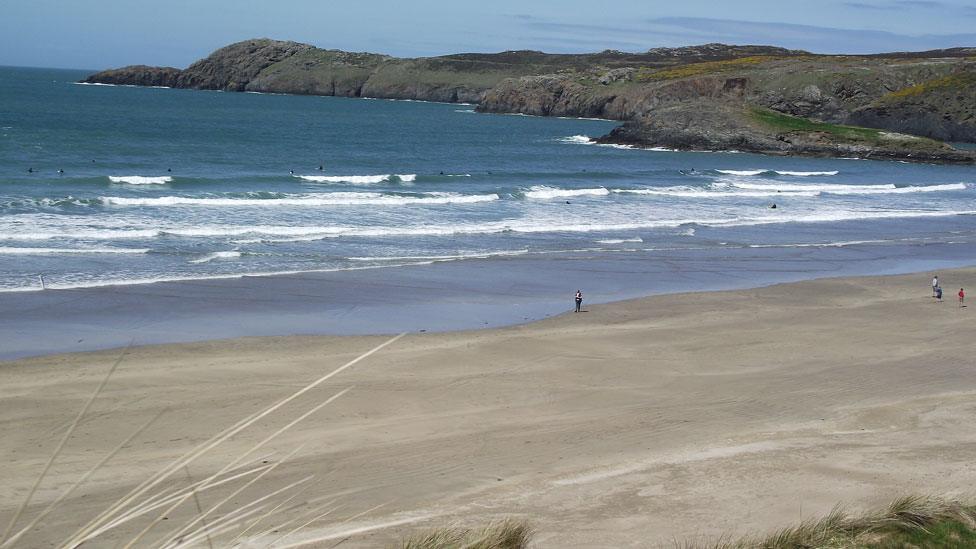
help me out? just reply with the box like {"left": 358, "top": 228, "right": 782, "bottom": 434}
{"left": 3, "top": 267, "right": 976, "bottom": 547}
{"left": 3, "top": 242, "right": 976, "bottom": 361}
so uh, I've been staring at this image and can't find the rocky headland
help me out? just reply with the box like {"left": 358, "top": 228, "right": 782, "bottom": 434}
{"left": 83, "top": 39, "right": 976, "bottom": 163}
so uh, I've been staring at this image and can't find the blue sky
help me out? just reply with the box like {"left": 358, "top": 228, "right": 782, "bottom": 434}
{"left": 2, "top": 0, "right": 975, "bottom": 69}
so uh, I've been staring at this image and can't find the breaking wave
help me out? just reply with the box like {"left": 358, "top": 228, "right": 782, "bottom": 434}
{"left": 716, "top": 169, "right": 839, "bottom": 177}
{"left": 100, "top": 192, "right": 499, "bottom": 207}
{"left": 295, "top": 174, "right": 416, "bottom": 184}
{"left": 189, "top": 251, "right": 242, "bottom": 264}
{"left": 108, "top": 175, "right": 173, "bottom": 185}
{"left": 7, "top": 209, "right": 975, "bottom": 243}
{"left": 0, "top": 246, "right": 149, "bottom": 255}
{"left": 524, "top": 186, "right": 611, "bottom": 199}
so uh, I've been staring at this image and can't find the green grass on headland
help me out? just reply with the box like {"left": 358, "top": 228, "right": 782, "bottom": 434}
{"left": 750, "top": 107, "right": 883, "bottom": 141}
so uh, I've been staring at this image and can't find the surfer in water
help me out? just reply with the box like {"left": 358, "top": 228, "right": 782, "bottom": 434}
{"left": 27, "top": 167, "right": 33, "bottom": 174}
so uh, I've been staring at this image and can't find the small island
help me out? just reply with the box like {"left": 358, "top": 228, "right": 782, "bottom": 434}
{"left": 84, "top": 39, "right": 976, "bottom": 163}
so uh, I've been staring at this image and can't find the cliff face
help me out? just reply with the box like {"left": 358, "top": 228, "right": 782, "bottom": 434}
{"left": 82, "top": 39, "right": 976, "bottom": 163}
{"left": 600, "top": 101, "right": 976, "bottom": 163}
{"left": 175, "top": 40, "right": 315, "bottom": 91}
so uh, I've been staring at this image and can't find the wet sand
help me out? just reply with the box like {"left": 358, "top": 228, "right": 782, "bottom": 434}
{"left": 3, "top": 241, "right": 974, "bottom": 360}
{"left": 2, "top": 268, "right": 975, "bottom": 547}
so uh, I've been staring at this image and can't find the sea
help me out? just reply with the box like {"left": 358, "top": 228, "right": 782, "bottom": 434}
{"left": 2, "top": 65, "right": 976, "bottom": 356}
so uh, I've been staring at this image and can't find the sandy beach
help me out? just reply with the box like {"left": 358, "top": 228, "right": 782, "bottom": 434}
{"left": 2, "top": 268, "right": 976, "bottom": 548}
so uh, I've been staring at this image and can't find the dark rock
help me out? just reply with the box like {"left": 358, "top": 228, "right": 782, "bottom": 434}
{"left": 82, "top": 65, "right": 181, "bottom": 87}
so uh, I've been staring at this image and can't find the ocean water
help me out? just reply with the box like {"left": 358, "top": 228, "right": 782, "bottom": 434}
{"left": 2, "top": 66, "right": 975, "bottom": 293}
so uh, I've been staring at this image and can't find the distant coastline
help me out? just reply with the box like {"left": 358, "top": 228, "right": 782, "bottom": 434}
{"left": 83, "top": 39, "right": 976, "bottom": 164}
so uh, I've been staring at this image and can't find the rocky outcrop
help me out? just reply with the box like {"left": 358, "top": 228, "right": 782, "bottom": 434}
{"left": 82, "top": 65, "right": 181, "bottom": 87}
{"left": 847, "top": 70, "right": 976, "bottom": 142}
{"left": 599, "top": 101, "right": 975, "bottom": 164}
{"left": 175, "top": 39, "right": 314, "bottom": 91}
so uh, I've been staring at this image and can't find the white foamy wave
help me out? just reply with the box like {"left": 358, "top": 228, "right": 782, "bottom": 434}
{"left": 596, "top": 238, "right": 643, "bottom": 244}
{"left": 560, "top": 135, "right": 594, "bottom": 145}
{"left": 9, "top": 208, "right": 975, "bottom": 245}
{"left": 717, "top": 169, "right": 766, "bottom": 176}
{"left": 822, "top": 183, "right": 967, "bottom": 195}
{"left": 0, "top": 246, "right": 149, "bottom": 255}
{"left": 730, "top": 181, "right": 888, "bottom": 192}
{"left": 108, "top": 175, "right": 173, "bottom": 185}
{"left": 728, "top": 182, "right": 967, "bottom": 195}
{"left": 747, "top": 239, "right": 891, "bottom": 249}
{"left": 596, "top": 143, "right": 637, "bottom": 150}
{"left": 679, "top": 227, "right": 696, "bottom": 236}
{"left": 524, "top": 186, "right": 611, "bottom": 199}
{"left": 0, "top": 229, "right": 160, "bottom": 241}
{"left": 613, "top": 187, "right": 820, "bottom": 198}
{"left": 295, "top": 174, "right": 416, "bottom": 185}
{"left": 190, "top": 251, "right": 242, "bottom": 264}
{"left": 349, "top": 249, "right": 530, "bottom": 262}
{"left": 717, "top": 169, "right": 838, "bottom": 177}
{"left": 101, "top": 192, "right": 499, "bottom": 207}
{"left": 775, "top": 170, "right": 839, "bottom": 176}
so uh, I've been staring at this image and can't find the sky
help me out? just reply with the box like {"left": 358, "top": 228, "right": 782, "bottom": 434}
{"left": 2, "top": 0, "right": 975, "bottom": 69}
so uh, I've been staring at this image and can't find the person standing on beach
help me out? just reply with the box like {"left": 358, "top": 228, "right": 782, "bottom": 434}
{"left": 932, "top": 275, "right": 939, "bottom": 297}
{"left": 575, "top": 290, "right": 583, "bottom": 313}
{"left": 936, "top": 286, "right": 943, "bottom": 302}
{"left": 959, "top": 288, "right": 965, "bottom": 307}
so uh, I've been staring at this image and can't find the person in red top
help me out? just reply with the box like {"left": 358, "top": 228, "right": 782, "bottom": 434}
{"left": 959, "top": 288, "right": 965, "bottom": 307}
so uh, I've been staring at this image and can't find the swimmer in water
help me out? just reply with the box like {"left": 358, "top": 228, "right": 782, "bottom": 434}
{"left": 770, "top": 203, "right": 777, "bottom": 209}
{"left": 58, "top": 169, "right": 64, "bottom": 175}
{"left": 289, "top": 170, "right": 294, "bottom": 175}
{"left": 318, "top": 165, "right": 323, "bottom": 171}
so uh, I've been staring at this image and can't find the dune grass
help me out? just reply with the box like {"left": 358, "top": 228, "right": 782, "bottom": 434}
{"left": 1, "top": 334, "right": 408, "bottom": 549}
{"left": 397, "top": 520, "right": 531, "bottom": 549}
{"left": 690, "top": 495, "right": 976, "bottom": 549}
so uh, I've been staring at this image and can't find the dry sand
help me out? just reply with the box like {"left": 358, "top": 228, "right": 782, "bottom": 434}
{"left": 2, "top": 269, "right": 975, "bottom": 548}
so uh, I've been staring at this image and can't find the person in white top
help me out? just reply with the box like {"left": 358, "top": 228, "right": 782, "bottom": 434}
{"left": 932, "top": 275, "right": 939, "bottom": 297}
